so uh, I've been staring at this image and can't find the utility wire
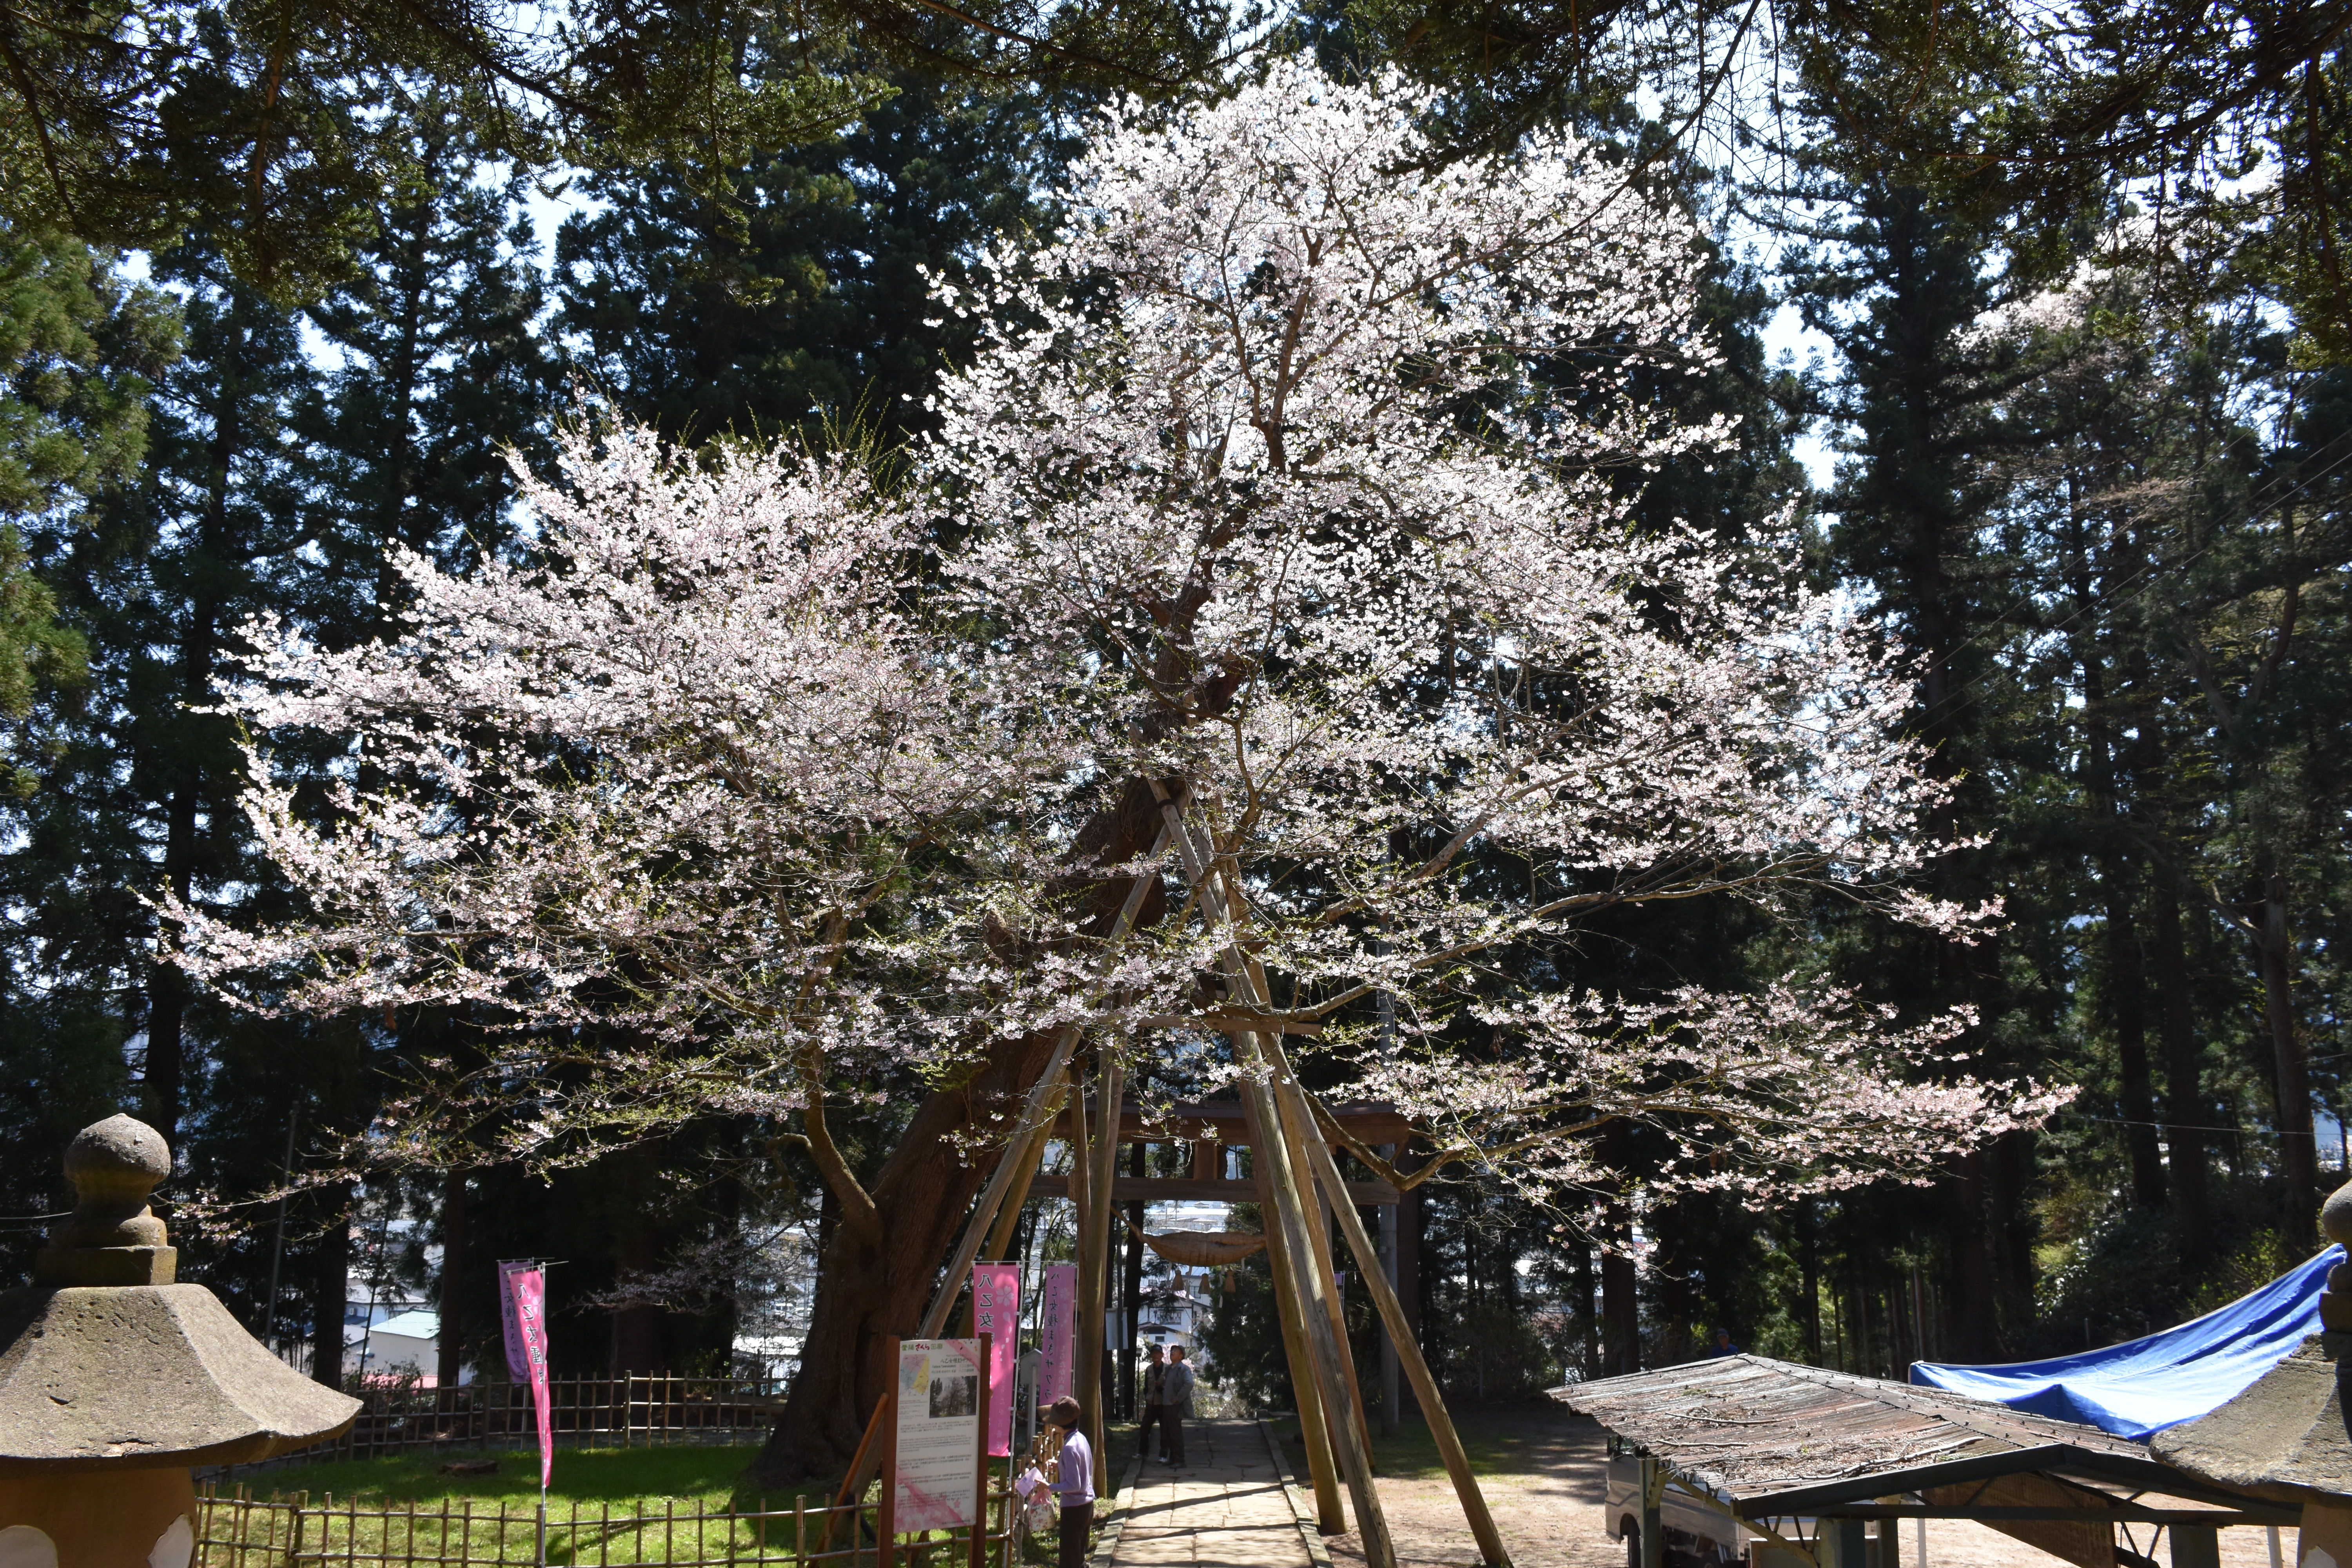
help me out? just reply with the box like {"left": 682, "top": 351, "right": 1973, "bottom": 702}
{"left": 1907, "top": 423, "right": 2352, "bottom": 739}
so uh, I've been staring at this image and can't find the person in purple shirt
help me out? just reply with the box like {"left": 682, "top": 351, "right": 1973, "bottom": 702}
{"left": 1046, "top": 1396, "right": 1093, "bottom": 1568}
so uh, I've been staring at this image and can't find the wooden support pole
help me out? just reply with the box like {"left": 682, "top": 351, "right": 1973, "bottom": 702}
{"left": 1145, "top": 778, "right": 1393, "bottom": 1568}
{"left": 1078, "top": 1048, "right": 1125, "bottom": 1463}
{"left": 1377, "top": 1143, "right": 1400, "bottom": 1437}
{"left": 1237, "top": 1054, "right": 1390, "bottom": 1566}
{"left": 1283, "top": 1089, "right": 1376, "bottom": 1474}
{"left": 1280, "top": 1074, "right": 1512, "bottom": 1566}
{"left": 972, "top": 1333, "right": 992, "bottom": 1568}
{"left": 984, "top": 1104, "right": 1060, "bottom": 1263}
{"left": 1252, "top": 1093, "right": 1346, "bottom": 1534}
{"left": 1638, "top": 1457, "right": 1661, "bottom": 1568}
{"left": 1066, "top": 1083, "right": 1094, "bottom": 1263}
{"left": 879, "top": 1340, "right": 900, "bottom": 1568}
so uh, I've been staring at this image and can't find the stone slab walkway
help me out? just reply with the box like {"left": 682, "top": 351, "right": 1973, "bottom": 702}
{"left": 1104, "top": 1419, "right": 1317, "bottom": 1568}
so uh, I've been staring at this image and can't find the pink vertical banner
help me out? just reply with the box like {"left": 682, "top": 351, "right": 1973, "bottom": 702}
{"left": 971, "top": 1265, "right": 1019, "bottom": 1456}
{"left": 500, "top": 1261, "right": 554, "bottom": 1488}
{"left": 1038, "top": 1262, "right": 1076, "bottom": 1406}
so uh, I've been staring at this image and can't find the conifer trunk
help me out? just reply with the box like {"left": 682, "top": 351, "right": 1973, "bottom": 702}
{"left": 2152, "top": 891, "right": 2212, "bottom": 1255}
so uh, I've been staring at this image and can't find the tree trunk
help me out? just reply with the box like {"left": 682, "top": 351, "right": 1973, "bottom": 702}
{"left": 1796, "top": 1204, "right": 1822, "bottom": 1365}
{"left": 145, "top": 295, "right": 247, "bottom": 1143}
{"left": 2152, "top": 890, "right": 2212, "bottom": 1258}
{"left": 1946, "top": 1150, "right": 2004, "bottom": 1361}
{"left": 751, "top": 784, "right": 1167, "bottom": 1485}
{"left": 1599, "top": 1241, "right": 1639, "bottom": 1376}
{"left": 2105, "top": 898, "right": 2167, "bottom": 1206}
{"left": 1651, "top": 1205, "right": 1693, "bottom": 1365}
{"left": 313, "top": 1184, "right": 352, "bottom": 1388}
{"left": 438, "top": 1169, "right": 468, "bottom": 1388}
{"left": 611, "top": 1142, "right": 671, "bottom": 1374}
{"left": 1993, "top": 1129, "right": 2036, "bottom": 1318}
{"left": 2256, "top": 873, "right": 2318, "bottom": 1246}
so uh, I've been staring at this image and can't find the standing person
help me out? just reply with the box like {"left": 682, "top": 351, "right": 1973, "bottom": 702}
{"left": 1046, "top": 1395, "right": 1094, "bottom": 1568}
{"left": 1139, "top": 1344, "right": 1169, "bottom": 1459}
{"left": 1159, "top": 1345, "right": 1193, "bottom": 1466}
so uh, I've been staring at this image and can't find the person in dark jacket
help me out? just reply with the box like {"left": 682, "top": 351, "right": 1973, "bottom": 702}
{"left": 1158, "top": 1346, "right": 1193, "bottom": 1466}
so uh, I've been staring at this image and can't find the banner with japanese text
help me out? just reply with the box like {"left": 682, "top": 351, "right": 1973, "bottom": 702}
{"left": 971, "top": 1265, "right": 1019, "bottom": 1456}
{"left": 1038, "top": 1262, "right": 1076, "bottom": 1406}
{"left": 499, "top": 1261, "right": 553, "bottom": 1488}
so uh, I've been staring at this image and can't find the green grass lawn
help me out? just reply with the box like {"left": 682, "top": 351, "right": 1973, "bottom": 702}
{"left": 227, "top": 1443, "right": 808, "bottom": 1512}
{"left": 205, "top": 1420, "right": 1146, "bottom": 1568}
{"left": 243, "top": 1420, "right": 1146, "bottom": 1511}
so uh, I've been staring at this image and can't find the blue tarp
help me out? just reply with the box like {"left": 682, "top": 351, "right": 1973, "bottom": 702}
{"left": 1909, "top": 1245, "right": 2341, "bottom": 1440}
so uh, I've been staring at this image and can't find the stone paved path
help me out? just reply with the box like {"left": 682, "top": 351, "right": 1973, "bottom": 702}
{"left": 1106, "top": 1419, "right": 1316, "bottom": 1568}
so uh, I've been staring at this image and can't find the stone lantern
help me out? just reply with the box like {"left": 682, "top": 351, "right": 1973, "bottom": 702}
{"left": 0, "top": 1115, "right": 359, "bottom": 1568}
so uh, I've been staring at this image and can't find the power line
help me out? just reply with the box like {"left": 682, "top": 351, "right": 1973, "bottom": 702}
{"left": 1910, "top": 420, "right": 2352, "bottom": 739}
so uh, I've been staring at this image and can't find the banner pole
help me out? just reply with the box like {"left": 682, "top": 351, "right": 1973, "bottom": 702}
{"left": 879, "top": 1338, "right": 898, "bottom": 1568}
{"left": 972, "top": 1332, "right": 991, "bottom": 1568}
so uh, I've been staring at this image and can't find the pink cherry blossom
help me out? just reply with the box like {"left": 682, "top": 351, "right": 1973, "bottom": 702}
{"left": 171, "top": 62, "right": 2060, "bottom": 1214}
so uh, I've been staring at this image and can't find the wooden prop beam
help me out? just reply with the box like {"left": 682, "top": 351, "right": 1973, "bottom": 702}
{"left": 878, "top": 1338, "right": 900, "bottom": 1568}
{"left": 1274, "top": 1062, "right": 1512, "bottom": 1566}
{"left": 1078, "top": 1049, "right": 1125, "bottom": 1461}
{"left": 1281, "top": 1084, "right": 1377, "bottom": 1473}
{"left": 1251, "top": 1082, "right": 1348, "bottom": 1532}
{"left": 984, "top": 1107, "right": 1060, "bottom": 1263}
{"left": 1149, "top": 779, "right": 1396, "bottom": 1568}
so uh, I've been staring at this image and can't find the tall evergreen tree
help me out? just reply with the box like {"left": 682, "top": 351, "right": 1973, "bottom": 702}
{"left": 557, "top": 70, "right": 1082, "bottom": 447}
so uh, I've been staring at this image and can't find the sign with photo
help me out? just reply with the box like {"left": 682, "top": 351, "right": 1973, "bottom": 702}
{"left": 894, "top": 1338, "right": 985, "bottom": 1531}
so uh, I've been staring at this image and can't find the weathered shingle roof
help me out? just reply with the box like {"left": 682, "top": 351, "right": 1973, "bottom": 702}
{"left": 1552, "top": 1354, "right": 2184, "bottom": 1512}
{"left": 2153, "top": 1334, "right": 2352, "bottom": 1503}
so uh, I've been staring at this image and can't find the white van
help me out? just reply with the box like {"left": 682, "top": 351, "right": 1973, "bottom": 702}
{"left": 1603, "top": 1436, "right": 1815, "bottom": 1568}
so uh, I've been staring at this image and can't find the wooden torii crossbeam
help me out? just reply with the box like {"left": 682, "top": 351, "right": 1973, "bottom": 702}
{"left": 1025, "top": 1099, "right": 1410, "bottom": 1205}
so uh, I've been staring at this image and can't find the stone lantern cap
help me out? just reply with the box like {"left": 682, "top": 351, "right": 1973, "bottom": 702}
{"left": 2149, "top": 1177, "right": 2352, "bottom": 1504}
{"left": 0, "top": 1114, "right": 360, "bottom": 1474}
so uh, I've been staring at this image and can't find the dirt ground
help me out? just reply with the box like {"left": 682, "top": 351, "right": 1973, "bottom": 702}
{"left": 1281, "top": 1406, "right": 2286, "bottom": 1568}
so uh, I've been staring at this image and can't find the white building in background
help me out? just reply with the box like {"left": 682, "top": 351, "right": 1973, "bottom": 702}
{"left": 1125, "top": 1198, "right": 1229, "bottom": 1365}
{"left": 358, "top": 1308, "right": 440, "bottom": 1378}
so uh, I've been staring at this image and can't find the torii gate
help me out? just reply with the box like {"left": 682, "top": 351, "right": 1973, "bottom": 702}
{"left": 1024, "top": 1095, "right": 1414, "bottom": 1530}
{"left": 834, "top": 809, "right": 1510, "bottom": 1568}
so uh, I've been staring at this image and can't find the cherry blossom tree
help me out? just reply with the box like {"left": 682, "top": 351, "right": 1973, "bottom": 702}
{"left": 173, "top": 60, "right": 2064, "bottom": 1477}
{"left": 920, "top": 58, "right": 2062, "bottom": 1201}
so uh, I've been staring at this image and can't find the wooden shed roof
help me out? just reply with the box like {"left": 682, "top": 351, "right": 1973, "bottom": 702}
{"left": 1552, "top": 1354, "right": 2288, "bottom": 1523}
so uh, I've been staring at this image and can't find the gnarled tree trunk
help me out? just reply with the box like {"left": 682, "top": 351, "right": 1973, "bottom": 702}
{"left": 752, "top": 783, "right": 1166, "bottom": 1484}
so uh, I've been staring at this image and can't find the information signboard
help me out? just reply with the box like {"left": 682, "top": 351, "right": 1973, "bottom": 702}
{"left": 890, "top": 1337, "right": 987, "bottom": 1532}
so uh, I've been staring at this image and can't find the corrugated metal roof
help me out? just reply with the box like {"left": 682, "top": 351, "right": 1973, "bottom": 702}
{"left": 1553, "top": 1354, "right": 2167, "bottom": 1508}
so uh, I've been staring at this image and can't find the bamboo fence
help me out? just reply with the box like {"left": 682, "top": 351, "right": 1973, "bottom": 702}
{"left": 193, "top": 1479, "right": 1025, "bottom": 1568}
{"left": 244, "top": 1377, "right": 783, "bottom": 1466}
